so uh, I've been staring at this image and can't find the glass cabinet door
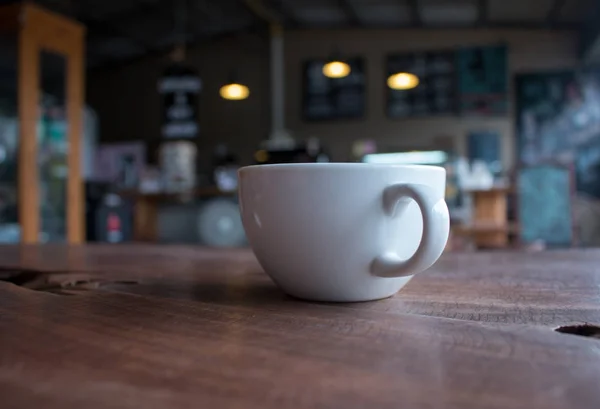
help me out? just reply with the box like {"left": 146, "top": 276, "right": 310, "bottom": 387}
{"left": 39, "top": 51, "right": 68, "bottom": 242}
{"left": 0, "top": 3, "right": 85, "bottom": 244}
{"left": 0, "top": 30, "right": 19, "bottom": 243}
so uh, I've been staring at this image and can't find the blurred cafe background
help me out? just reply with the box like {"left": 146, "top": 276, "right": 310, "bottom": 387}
{"left": 0, "top": 0, "right": 599, "bottom": 251}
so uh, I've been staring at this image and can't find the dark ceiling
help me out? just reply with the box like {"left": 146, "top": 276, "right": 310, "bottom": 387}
{"left": 0, "top": 0, "right": 595, "bottom": 69}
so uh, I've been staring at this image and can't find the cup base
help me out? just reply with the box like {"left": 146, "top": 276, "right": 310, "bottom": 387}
{"left": 285, "top": 292, "right": 398, "bottom": 303}
{"left": 265, "top": 273, "right": 413, "bottom": 303}
{"left": 279, "top": 286, "right": 403, "bottom": 303}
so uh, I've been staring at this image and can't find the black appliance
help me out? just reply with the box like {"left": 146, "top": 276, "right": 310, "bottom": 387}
{"left": 95, "top": 193, "right": 133, "bottom": 243}
{"left": 254, "top": 140, "right": 330, "bottom": 164}
{"left": 85, "top": 181, "right": 110, "bottom": 242}
{"left": 85, "top": 182, "right": 133, "bottom": 243}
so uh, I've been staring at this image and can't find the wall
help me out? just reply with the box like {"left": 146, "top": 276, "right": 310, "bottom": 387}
{"left": 88, "top": 28, "right": 579, "bottom": 169}
{"left": 87, "top": 33, "right": 270, "bottom": 166}
{"left": 284, "top": 29, "right": 579, "bottom": 167}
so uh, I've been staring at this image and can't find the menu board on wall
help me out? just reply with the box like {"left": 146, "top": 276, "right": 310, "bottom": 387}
{"left": 302, "top": 58, "right": 366, "bottom": 121}
{"left": 158, "top": 64, "right": 202, "bottom": 139}
{"left": 457, "top": 45, "right": 508, "bottom": 115}
{"left": 516, "top": 70, "right": 600, "bottom": 198}
{"left": 386, "top": 51, "right": 457, "bottom": 118}
{"left": 515, "top": 72, "right": 575, "bottom": 165}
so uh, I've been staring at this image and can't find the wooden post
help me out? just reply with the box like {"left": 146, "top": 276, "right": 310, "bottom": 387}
{"left": 17, "top": 20, "right": 40, "bottom": 243}
{"left": 66, "top": 36, "right": 85, "bottom": 243}
{"left": 0, "top": 2, "right": 86, "bottom": 243}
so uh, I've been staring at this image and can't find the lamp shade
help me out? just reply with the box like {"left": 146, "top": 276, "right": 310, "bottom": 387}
{"left": 322, "top": 60, "right": 351, "bottom": 78}
{"left": 219, "top": 83, "right": 250, "bottom": 100}
{"left": 387, "top": 72, "right": 419, "bottom": 90}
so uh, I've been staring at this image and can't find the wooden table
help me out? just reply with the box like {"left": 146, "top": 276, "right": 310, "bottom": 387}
{"left": 1, "top": 245, "right": 600, "bottom": 408}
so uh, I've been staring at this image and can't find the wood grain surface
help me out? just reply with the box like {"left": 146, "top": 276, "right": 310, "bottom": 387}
{"left": 1, "top": 245, "right": 600, "bottom": 408}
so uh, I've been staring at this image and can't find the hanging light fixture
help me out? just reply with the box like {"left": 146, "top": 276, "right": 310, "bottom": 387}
{"left": 322, "top": 49, "right": 351, "bottom": 79}
{"left": 220, "top": 72, "right": 250, "bottom": 101}
{"left": 220, "top": 83, "right": 250, "bottom": 100}
{"left": 323, "top": 60, "right": 351, "bottom": 78}
{"left": 387, "top": 72, "right": 419, "bottom": 90}
{"left": 171, "top": 0, "right": 187, "bottom": 62}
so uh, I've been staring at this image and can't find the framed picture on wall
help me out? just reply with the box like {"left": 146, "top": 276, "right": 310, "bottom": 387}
{"left": 302, "top": 57, "right": 366, "bottom": 121}
{"left": 94, "top": 142, "right": 146, "bottom": 189}
{"left": 385, "top": 50, "right": 457, "bottom": 118}
{"left": 457, "top": 45, "right": 508, "bottom": 116}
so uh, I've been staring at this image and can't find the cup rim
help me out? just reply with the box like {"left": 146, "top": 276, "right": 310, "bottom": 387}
{"left": 239, "top": 163, "right": 446, "bottom": 173}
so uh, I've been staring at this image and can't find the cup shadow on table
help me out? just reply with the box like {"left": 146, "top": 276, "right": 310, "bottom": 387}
{"left": 106, "top": 278, "right": 395, "bottom": 313}
{"left": 104, "top": 273, "right": 293, "bottom": 309}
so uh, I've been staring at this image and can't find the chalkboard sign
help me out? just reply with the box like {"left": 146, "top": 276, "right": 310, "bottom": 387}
{"left": 158, "top": 64, "right": 202, "bottom": 139}
{"left": 515, "top": 72, "right": 574, "bottom": 164}
{"left": 457, "top": 45, "right": 508, "bottom": 115}
{"left": 386, "top": 51, "right": 457, "bottom": 118}
{"left": 517, "top": 164, "right": 573, "bottom": 246}
{"left": 467, "top": 130, "right": 501, "bottom": 173}
{"left": 302, "top": 58, "right": 365, "bottom": 121}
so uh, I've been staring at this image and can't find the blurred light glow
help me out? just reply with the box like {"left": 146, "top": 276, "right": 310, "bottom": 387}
{"left": 363, "top": 151, "right": 448, "bottom": 165}
{"left": 387, "top": 72, "right": 419, "bottom": 90}
{"left": 254, "top": 149, "right": 268, "bottom": 163}
{"left": 220, "top": 83, "right": 250, "bottom": 100}
{"left": 323, "top": 61, "right": 351, "bottom": 78}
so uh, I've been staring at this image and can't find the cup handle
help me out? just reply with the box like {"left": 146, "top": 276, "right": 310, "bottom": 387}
{"left": 370, "top": 183, "right": 450, "bottom": 278}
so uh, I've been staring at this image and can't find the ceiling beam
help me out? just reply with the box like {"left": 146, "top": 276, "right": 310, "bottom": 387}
{"left": 80, "top": 0, "right": 174, "bottom": 53}
{"left": 100, "top": 0, "right": 172, "bottom": 25}
{"left": 193, "top": 0, "right": 227, "bottom": 24}
{"left": 407, "top": 0, "right": 422, "bottom": 27}
{"left": 478, "top": 21, "right": 576, "bottom": 29}
{"left": 87, "top": 0, "right": 221, "bottom": 61}
{"left": 89, "top": 23, "right": 265, "bottom": 72}
{"left": 241, "top": 0, "right": 300, "bottom": 28}
{"left": 477, "top": 0, "right": 488, "bottom": 26}
{"left": 337, "top": 0, "right": 361, "bottom": 26}
{"left": 266, "top": 0, "right": 300, "bottom": 27}
{"left": 279, "top": 22, "right": 579, "bottom": 30}
{"left": 84, "top": 17, "right": 154, "bottom": 51}
{"left": 546, "top": 0, "right": 567, "bottom": 26}
{"left": 240, "top": 0, "right": 281, "bottom": 25}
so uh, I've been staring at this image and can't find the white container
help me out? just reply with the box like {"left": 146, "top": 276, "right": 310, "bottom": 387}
{"left": 159, "top": 141, "right": 197, "bottom": 193}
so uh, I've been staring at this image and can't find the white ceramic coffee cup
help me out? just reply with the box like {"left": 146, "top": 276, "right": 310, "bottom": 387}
{"left": 238, "top": 163, "right": 449, "bottom": 302}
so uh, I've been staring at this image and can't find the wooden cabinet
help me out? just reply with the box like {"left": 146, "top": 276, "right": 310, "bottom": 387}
{"left": 0, "top": 3, "right": 85, "bottom": 243}
{"left": 452, "top": 187, "right": 515, "bottom": 249}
